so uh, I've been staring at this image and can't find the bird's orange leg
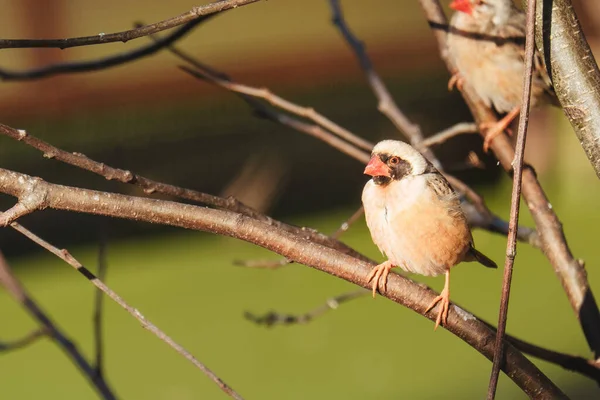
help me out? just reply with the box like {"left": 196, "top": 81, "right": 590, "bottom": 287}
{"left": 448, "top": 73, "right": 465, "bottom": 91}
{"left": 366, "top": 261, "right": 393, "bottom": 298}
{"left": 425, "top": 270, "right": 451, "bottom": 330}
{"left": 480, "top": 106, "right": 520, "bottom": 152}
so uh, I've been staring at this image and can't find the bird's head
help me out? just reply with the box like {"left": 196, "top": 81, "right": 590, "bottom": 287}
{"left": 364, "top": 140, "right": 431, "bottom": 186}
{"left": 450, "top": 0, "right": 509, "bottom": 23}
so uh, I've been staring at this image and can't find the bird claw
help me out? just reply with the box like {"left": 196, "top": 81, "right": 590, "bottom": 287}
{"left": 479, "top": 122, "right": 506, "bottom": 153}
{"left": 367, "top": 261, "right": 393, "bottom": 298}
{"left": 448, "top": 73, "right": 465, "bottom": 92}
{"left": 425, "top": 287, "right": 450, "bottom": 330}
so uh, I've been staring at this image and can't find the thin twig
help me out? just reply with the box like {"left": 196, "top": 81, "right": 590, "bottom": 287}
{"left": 94, "top": 229, "right": 108, "bottom": 379}
{"left": 327, "top": 0, "right": 440, "bottom": 169}
{"left": 1, "top": 18, "right": 204, "bottom": 81}
{"left": 0, "top": 0, "right": 260, "bottom": 50}
{"left": 488, "top": 1, "right": 538, "bottom": 397}
{"left": 331, "top": 206, "right": 364, "bottom": 240}
{"left": 8, "top": 222, "right": 244, "bottom": 400}
{"left": 245, "top": 289, "right": 368, "bottom": 326}
{"left": 178, "top": 66, "right": 374, "bottom": 154}
{"left": 421, "top": 122, "right": 480, "bottom": 148}
{"left": 0, "top": 328, "right": 48, "bottom": 352}
{"left": 0, "top": 250, "right": 117, "bottom": 399}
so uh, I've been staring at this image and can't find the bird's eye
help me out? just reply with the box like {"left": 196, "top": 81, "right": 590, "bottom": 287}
{"left": 389, "top": 157, "right": 400, "bottom": 165}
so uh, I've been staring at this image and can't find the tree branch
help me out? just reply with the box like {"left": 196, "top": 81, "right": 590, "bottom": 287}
{"left": 419, "top": 0, "right": 600, "bottom": 359}
{"left": 94, "top": 230, "right": 108, "bottom": 379}
{"left": 327, "top": 0, "right": 440, "bottom": 169}
{"left": 0, "top": 0, "right": 261, "bottom": 50}
{"left": 489, "top": 0, "right": 538, "bottom": 397}
{"left": 0, "top": 123, "right": 367, "bottom": 263}
{"left": 7, "top": 222, "right": 245, "bottom": 400}
{"left": 1, "top": 16, "right": 205, "bottom": 81}
{"left": 0, "top": 328, "right": 48, "bottom": 352}
{"left": 0, "top": 167, "right": 569, "bottom": 397}
{"left": 0, "top": 250, "right": 117, "bottom": 400}
{"left": 532, "top": 0, "right": 600, "bottom": 178}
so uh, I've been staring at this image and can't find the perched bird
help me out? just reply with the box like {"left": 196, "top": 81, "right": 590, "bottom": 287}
{"left": 361, "top": 140, "right": 497, "bottom": 329}
{"left": 447, "top": 0, "right": 557, "bottom": 151}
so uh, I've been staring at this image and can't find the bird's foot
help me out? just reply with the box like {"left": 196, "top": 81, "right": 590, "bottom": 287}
{"left": 479, "top": 106, "right": 520, "bottom": 152}
{"left": 366, "top": 261, "right": 393, "bottom": 298}
{"left": 425, "top": 285, "right": 450, "bottom": 330}
{"left": 448, "top": 73, "right": 465, "bottom": 91}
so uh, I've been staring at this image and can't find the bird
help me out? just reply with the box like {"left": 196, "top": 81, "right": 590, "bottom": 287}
{"left": 361, "top": 140, "right": 497, "bottom": 329}
{"left": 446, "top": 0, "right": 558, "bottom": 151}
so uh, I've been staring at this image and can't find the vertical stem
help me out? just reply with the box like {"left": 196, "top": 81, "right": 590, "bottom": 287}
{"left": 487, "top": 0, "right": 538, "bottom": 398}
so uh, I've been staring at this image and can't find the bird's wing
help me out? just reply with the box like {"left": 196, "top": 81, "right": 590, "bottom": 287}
{"left": 425, "top": 173, "right": 473, "bottom": 238}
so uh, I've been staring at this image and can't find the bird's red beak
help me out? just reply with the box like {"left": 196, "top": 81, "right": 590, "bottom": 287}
{"left": 450, "top": 0, "right": 473, "bottom": 14}
{"left": 364, "top": 156, "right": 389, "bottom": 177}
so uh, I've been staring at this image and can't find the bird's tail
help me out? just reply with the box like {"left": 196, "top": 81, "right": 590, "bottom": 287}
{"left": 469, "top": 247, "right": 497, "bottom": 269}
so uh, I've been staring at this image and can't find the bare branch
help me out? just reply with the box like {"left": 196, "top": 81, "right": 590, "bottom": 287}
{"left": 489, "top": 0, "right": 538, "bottom": 397}
{"left": 0, "top": 250, "right": 117, "bottom": 399}
{"left": 245, "top": 289, "right": 368, "bottom": 326}
{"left": 235, "top": 206, "right": 365, "bottom": 269}
{"left": 94, "top": 231, "right": 108, "bottom": 379}
{"left": 179, "top": 66, "right": 373, "bottom": 163}
{"left": 327, "top": 0, "right": 440, "bottom": 169}
{"left": 181, "top": 68, "right": 373, "bottom": 151}
{"left": 0, "top": 328, "right": 48, "bottom": 352}
{"left": 331, "top": 206, "right": 364, "bottom": 240}
{"left": 0, "top": 0, "right": 261, "bottom": 50}
{"left": 8, "top": 222, "right": 244, "bottom": 400}
{"left": 0, "top": 123, "right": 367, "bottom": 263}
{"left": 419, "top": 0, "right": 600, "bottom": 359}
{"left": 0, "top": 18, "right": 203, "bottom": 81}
{"left": 0, "top": 167, "right": 571, "bottom": 397}
{"left": 421, "top": 122, "right": 480, "bottom": 148}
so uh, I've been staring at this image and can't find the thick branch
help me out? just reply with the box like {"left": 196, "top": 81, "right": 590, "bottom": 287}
{"left": 0, "top": 124, "right": 366, "bottom": 263}
{"left": 0, "top": 0, "right": 261, "bottom": 50}
{"left": 533, "top": 0, "right": 600, "bottom": 178}
{"left": 0, "top": 168, "right": 568, "bottom": 397}
{"left": 420, "top": 0, "right": 600, "bottom": 359}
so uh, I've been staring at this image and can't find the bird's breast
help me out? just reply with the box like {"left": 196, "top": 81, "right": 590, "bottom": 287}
{"left": 362, "top": 178, "right": 471, "bottom": 277}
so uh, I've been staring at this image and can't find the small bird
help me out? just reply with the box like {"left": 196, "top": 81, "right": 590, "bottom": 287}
{"left": 446, "top": 0, "right": 558, "bottom": 151}
{"left": 361, "top": 140, "right": 497, "bottom": 329}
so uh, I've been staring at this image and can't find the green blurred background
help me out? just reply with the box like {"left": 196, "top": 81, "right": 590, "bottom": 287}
{"left": 1, "top": 0, "right": 600, "bottom": 399}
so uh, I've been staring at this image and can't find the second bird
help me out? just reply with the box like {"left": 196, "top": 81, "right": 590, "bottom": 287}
{"left": 447, "top": 0, "right": 558, "bottom": 151}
